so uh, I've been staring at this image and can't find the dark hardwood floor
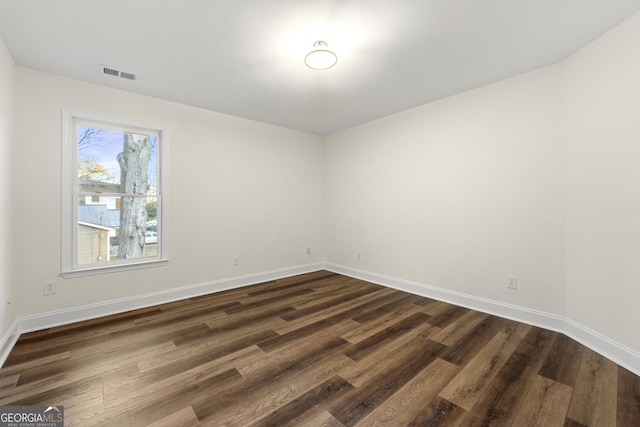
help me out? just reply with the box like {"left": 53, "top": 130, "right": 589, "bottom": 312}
{"left": 1, "top": 270, "right": 639, "bottom": 426}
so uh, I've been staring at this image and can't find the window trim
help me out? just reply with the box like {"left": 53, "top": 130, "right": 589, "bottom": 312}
{"left": 61, "top": 110, "right": 169, "bottom": 278}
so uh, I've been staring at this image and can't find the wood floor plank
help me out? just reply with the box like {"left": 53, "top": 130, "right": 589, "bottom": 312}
{"left": 338, "top": 322, "right": 438, "bottom": 388}
{"left": 83, "top": 368, "right": 244, "bottom": 427}
{"left": 1, "top": 363, "right": 138, "bottom": 410}
{"left": 279, "top": 283, "right": 387, "bottom": 322}
{"left": 350, "top": 292, "right": 422, "bottom": 324}
{"left": 137, "top": 320, "right": 284, "bottom": 373}
{"left": 0, "top": 373, "right": 19, "bottom": 389}
{"left": 104, "top": 329, "right": 277, "bottom": 400}
{"left": 8, "top": 378, "right": 104, "bottom": 411}
{"left": 538, "top": 333, "right": 584, "bottom": 387}
{"left": 431, "top": 309, "right": 489, "bottom": 347}
{"left": 193, "top": 343, "right": 354, "bottom": 425}
{"left": 290, "top": 281, "right": 360, "bottom": 310}
{"left": 4, "top": 333, "right": 111, "bottom": 368}
{"left": 439, "top": 315, "right": 508, "bottom": 366}
{"left": 424, "top": 304, "right": 469, "bottom": 329}
{"left": 6, "top": 307, "right": 163, "bottom": 360}
{"left": 328, "top": 328, "right": 447, "bottom": 425}
{"left": 251, "top": 407, "right": 345, "bottom": 427}
{"left": 438, "top": 323, "right": 530, "bottom": 411}
{"left": 406, "top": 396, "right": 467, "bottom": 426}
{"left": 0, "top": 271, "right": 637, "bottom": 426}
{"left": 618, "top": 366, "right": 640, "bottom": 426}
{"left": 14, "top": 340, "right": 176, "bottom": 387}
{"left": 0, "top": 351, "right": 71, "bottom": 376}
{"left": 273, "top": 287, "right": 397, "bottom": 335}
{"left": 104, "top": 346, "right": 263, "bottom": 407}
{"left": 256, "top": 291, "right": 393, "bottom": 353}
{"left": 0, "top": 359, "right": 137, "bottom": 405}
{"left": 245, "top": 271, "right": 339, "bottom": 297}
{"left": 512, "top": 375, "right": 573, "bottom": 427}
{"left": 203, "top": 304, "right": 292, "bottom": 334}
{"left": 462, "top": 327, "right": 556, "bottom": 425}
{"left": 54, "top": 307, "right": 231, "bottom": 367}
{"left": 279, "top": 285, "right": 380, "bottom": 322}
{"left": 223, "top": 287, "right": 315, "bottom": 315}
{"left": 354, "top": 358, "right": 460, "bottom": 426}
{"left": 236, "top": 320, "right": 357, "bottom": 379}
{"left": 263, "top": 280, "right": 344, "bottom": 306}
{"left": 564, "top": 419, "right": 588, "bottom": 427}
{"left": 121, "top": 300, "right": 237, "bottom": 332}
{"left": 340, "top": 303, "right": 423, "bottom": 344}
{"left": 343, "top": 311, "right": 430, "bottom": 361}
{"left": 566, "top": 348, "right": 618, "bottom": 427}
{"left": 146, "top": 406, "right": 200, "bottom": 427}
{"left": 249, "top": 375, "right": 354, "bottom": 427}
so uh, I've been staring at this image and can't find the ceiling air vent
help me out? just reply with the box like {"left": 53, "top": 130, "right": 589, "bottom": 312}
{"left": 100, "top": 65, "right": 137, "bottom": 81}
{"left": 119, "top": 71, "right": 137, "bottom": 81}
{"left": 102, "top": 66, "right": 120, "bottom": 77}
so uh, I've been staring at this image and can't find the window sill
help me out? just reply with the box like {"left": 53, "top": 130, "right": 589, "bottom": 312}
{"left": 61, "top": 259, "right": 169, "bottom": 279}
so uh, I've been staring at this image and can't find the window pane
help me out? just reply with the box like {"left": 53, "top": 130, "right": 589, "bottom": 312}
{"left": 78, "top": 127, "right": 157, "bottom": 195}
{"left": 77, "top": 195, "right": 159, "bottom": 264}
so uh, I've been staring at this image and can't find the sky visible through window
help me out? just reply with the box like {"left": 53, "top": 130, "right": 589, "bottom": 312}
{"left": 78, "top": 126, "right": 157, "bottom": 193}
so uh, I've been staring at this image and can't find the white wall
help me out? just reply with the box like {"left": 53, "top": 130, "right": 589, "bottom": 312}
{"left": 0, "top": 37, "right": 15, "bottom": 340}
{"left": 324, "top": 11, "right": 640, "bottom": 359}
{"left": 325, "top": 64, "right": 566, "bottom": 316}
{"left": 564, "top": 12, "right": 640, "bottom": 352}
{"left": 12, "top": 68, "right": 324, "bottom": 317}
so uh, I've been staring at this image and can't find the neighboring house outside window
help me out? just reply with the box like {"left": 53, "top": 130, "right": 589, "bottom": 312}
{"left": 62, "top": 111, "right": 168, "bottom": 277}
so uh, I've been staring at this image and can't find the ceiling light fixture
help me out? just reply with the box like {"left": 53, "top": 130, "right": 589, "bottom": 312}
{"left": 304, "top": 41, "right": 337, "bottom": 70}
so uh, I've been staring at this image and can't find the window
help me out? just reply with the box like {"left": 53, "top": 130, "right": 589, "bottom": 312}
{"left": 62, "top": 111, "right": 168, "bottom": 277}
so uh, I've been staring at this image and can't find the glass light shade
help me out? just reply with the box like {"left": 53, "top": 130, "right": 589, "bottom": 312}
{"left": 304, "top": 41, "right": 337, "bottom": 70}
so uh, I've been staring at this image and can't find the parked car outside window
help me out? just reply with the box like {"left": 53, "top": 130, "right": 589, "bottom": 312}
{"left": 145, "top": 231, "right": 157, "bottom": 244}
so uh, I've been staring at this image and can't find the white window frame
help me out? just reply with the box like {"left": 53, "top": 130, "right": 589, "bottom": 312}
{"left": 61, "top": 110, "right": 169, "bottom": 277}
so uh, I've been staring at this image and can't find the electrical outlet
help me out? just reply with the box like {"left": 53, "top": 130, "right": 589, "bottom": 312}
{"left": 233, "top": 256, "right": 240, "bottom": 267}
{"left": 5, "top": 296, "right": 10, "bottom": 312}
{"left": 357, "top": 251, "right": 361, "bottom": 260}
{"left": 44, "top": 281, "right": 56, "bottom": 296}
{"left": 507, "top": 275, "right": 518, "bottom": 290}
{"left": 306, "top": 247, "right": 311, "bottom": 255}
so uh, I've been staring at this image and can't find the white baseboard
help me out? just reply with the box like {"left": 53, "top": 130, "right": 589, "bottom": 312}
{"left": 0, "top": 262, "right": 324, "bottom": 367}
{"left": 0, "top": 320, "right": 19, "bottom": 368}
{"left": 325, "top": 263, "right": 640, "bottom": 377}
{"left": 3, "top": 261, "right": 639, "bottom": 377}
{"left": 564, "top": 318, "right": 640, "bottom": 377}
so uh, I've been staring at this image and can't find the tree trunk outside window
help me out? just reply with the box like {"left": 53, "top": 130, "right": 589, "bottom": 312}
{"left": 117, "top": 133, "right": 152, "bottom": 259}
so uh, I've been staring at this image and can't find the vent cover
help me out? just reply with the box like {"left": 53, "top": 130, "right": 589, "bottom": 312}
{"left": 119, "top": 71, "right": 137, "bottom": 81}
{"left": 100, "top": 65, "right": 137, "bottom": 81}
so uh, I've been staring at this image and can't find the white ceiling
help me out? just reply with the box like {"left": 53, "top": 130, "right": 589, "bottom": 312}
{"left": 1, "top": 1, "right": 640, "bottom": 135}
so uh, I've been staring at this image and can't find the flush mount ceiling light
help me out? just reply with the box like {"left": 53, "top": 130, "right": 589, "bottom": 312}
{"left": 304, "top": 41, "right": 337, "bottom": 70}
